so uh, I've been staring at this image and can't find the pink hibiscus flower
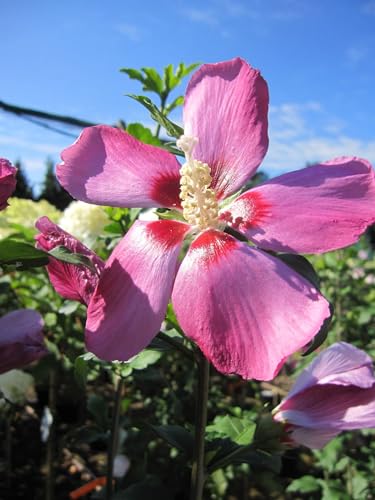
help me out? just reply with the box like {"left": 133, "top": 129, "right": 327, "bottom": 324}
{"left": 0, "top": 309, "right": 47, "bottom": 373}
{"left": 55, "top": 58, "right": 375, "bottom": 381}
{"left": 35, "top": 216, "right": 104, "bottom": 305}
{"left": 273, "top": 342, "right": 375, "bottom": 449}
{"left": 0, "top": 158, "right": 17, "bottom": 210}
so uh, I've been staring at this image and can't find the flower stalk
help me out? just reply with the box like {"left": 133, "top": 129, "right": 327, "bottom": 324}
{"left": 190, "top": 351, "right": 210, "bottom": 500}
{"left": 106, "top": 375, "right": 124, "bottom": 500}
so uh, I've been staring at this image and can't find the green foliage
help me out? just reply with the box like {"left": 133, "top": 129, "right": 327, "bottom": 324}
{"left": 38, "top": 158, "right": 73, "bottom": 210}
{"left": 13, "top": 160, "right": 34, "bottom": 199}
{"left": 0, "top": 239, "right": 49, "bottom": 270}
{"left": 121, "top": 62, "right": 199, "bottom": 102}
{"left": 122, "top": 62, "right": 198, "bottom": 139}
{"left": 127, "top": 94, "right": 184, "bottom": 138}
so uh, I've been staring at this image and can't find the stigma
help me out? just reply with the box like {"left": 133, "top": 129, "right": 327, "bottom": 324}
{"left": 177, "top": 135, "right": 219, "bottom": 230}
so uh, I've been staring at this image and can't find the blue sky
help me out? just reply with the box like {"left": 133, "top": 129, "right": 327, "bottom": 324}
{"left": 1, "top": 0, "right": 375, "bottom": 193}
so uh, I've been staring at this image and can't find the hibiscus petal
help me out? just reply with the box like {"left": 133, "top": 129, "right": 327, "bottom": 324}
{"left": 275, "top": 384, "right": 375, "bottom": 431}
{"left": 287, "top": 342, "right": 375, "bottom": 399}
{"left": 0, "top": 309, "right": 47, "bottom": 373}
{"left": 183, "top": 58, "right": 269, "bottom": 199}
{"left": 0, "top": 158, "right": 17, "bottom": 210}
{"left": 172, "top": 229, "right": 330, "bottom": 381}
{"left": 289, "top": 426, "right": 340, "bottom": 449}
{"left": 85, "top": 220, "right": 190, "bottom": 360}
{"left": 35, "top": 217, "right": 104, "bottom": 305}
{"left": 224, "top": 157, "right": 375, "bottom": 253}
{"left": 57, "top": 125, "right": 182, "bottom": 209}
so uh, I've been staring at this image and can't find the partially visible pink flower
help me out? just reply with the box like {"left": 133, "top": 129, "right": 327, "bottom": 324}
{"left": 273, "top": 342, "right": 375, "bottom": 448}
{"left": 0, "top": 159, "right": 17, "bottom": 210}
{"left": 55, "top": 58, "right": 375, "bottom": 380}
{"left": 365, "top": 274, "right": 375, "bottom": 285}
{"left": 0, "top": 309, "right": 47, "bottom": 374}
{"left": 35, "top": 216, "right": 105, "bottom": 305}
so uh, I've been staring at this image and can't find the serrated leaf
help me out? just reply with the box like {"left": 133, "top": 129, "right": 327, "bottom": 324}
{"left": 141, "top": 67, "right": 164, "bottom": 94}
{"left": 0, "top": 238, "right": 49, "bottom": 269}
{"left": 207, "top": 415, "right": 255, "bottom": 445}
{"left": 120, "top": 68, "right": 145, "bottom": 84}
{"left": 165, "top": 95, "right": 184, "bottom": 114}
{"left": 127, "top": 94, "right": 183, "bottom": 138}
{"left": 150, "top": 425, "right": 194, "bottom": 455}
{"left": 48, "top": 245, "right": 96, "bottom": 272}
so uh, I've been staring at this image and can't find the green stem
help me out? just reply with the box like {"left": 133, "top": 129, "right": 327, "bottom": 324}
{"left": 155, "top": 94, "right": 167, "bottom": 138}
{"left": 46, "top": 369, "right": 57, "bottom": 500}
{"left": 190, "top": 351, "right": 210, "bottom": 500}
{"left": 106, "top": 376, "right": 124, "bottom": 500}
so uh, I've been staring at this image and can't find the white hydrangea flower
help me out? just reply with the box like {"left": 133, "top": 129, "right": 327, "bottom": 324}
{"left": 0, "top": 198, "right": 61, "bottom": 238}
{"left": 59, "top": 201, "right": 109, "bottom": 249}
{"left": 0, "top": 369, "right": 36, "bottom": 406}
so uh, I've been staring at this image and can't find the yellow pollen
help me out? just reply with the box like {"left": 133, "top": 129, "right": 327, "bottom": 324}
{"left": 177, "top": 135, "right": 219, "bottom": 230}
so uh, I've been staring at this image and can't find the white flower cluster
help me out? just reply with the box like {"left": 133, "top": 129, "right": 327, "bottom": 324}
{"left": 59, "top": 201, "right": 109, "bottom": 249}
{"left": 0, "top": 198, "right": 61, "bottom": 238}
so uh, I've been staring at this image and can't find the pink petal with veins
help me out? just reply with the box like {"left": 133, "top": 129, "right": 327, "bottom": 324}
{"left": 172, "top": 229, "right": 330, "bottom": 380}
{"left": 57, "top": 125, "right": 182, "bottom": 209}
{"left": 226, "top": 157, "right": 375, "bottom": 253}
{"left": 184, "top": 58, "right": 269, "bottom": 199}
{"left": 86, "top": 219, "right": 190, "bottom": 360}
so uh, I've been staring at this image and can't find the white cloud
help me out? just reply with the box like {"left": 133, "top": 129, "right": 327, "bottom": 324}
{"left": 263, "top": 101, "right": 374, "bottom": 173}
{"left": 0, "top": 134, "right": 65, "bottom": 155}
{"left": 182, "top": 8, "right": 219, "bottom": 26}
{"left": 115, "top": 23, "right": 142, "bottom": 42}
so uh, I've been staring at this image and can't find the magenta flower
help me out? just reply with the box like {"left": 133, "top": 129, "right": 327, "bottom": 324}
{"left": 273, "top": 342, "right": 375, "bottom": 449}
{"left": 35, "top": 216, "right": 104, "bottom": 305}
{"left": 55, "top": 58, "right": 375, "bottom": 380}
{"left": 0, "top": 309, "right": 47, "bottom": 373}
{"left": 0, "top": 158, "right": 17, "bottom": 210}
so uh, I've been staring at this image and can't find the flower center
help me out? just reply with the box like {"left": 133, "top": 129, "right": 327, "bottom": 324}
{"left": 177, "top": 135, "right": 219, "bottom": 230}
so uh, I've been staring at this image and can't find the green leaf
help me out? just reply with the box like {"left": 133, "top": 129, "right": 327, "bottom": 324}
{"left": 126, "top": 123, "right": 162, "bottom": 146}
{"left": 303, "top": 302, "right": 334, "bottom": 356}
{"left": 150, "top": 424, "right": 194, "bottom": 455}
{"left": 74, "top": 354, "right": 90, "bottom": 388}
{"left": 0, "top": 238, "right": 49, "bottom": 269}
{"left": 59, "top": 301, "right": 80, "bottom": 315}
{"left": 120, "top": 67, "right": 145, "bottom": 84}
{"left": 319, "top": 479, "right": 349, "bottom": 500}
{"left": 206, "top": 439, "right": 281, "bottom": 473}
{"left": 141, "top": 67, "right": 164, "bottom": 94}
{"left": 165, "top": 95, "right": 184, "bottom": 114}
{"left": 206, "top": 415, "right": 255, "bottom": 445}
{"left": 48, "top": 245, "right": 96, "bottom": 272}
{"left": 287, "top": 475, "right": 321, "bottom": 494}
{"left": 127, "top": 94, "right": 183, "bottom": 138}
{"left": 128, "top": 349, "right": 162, "bottom": 370}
